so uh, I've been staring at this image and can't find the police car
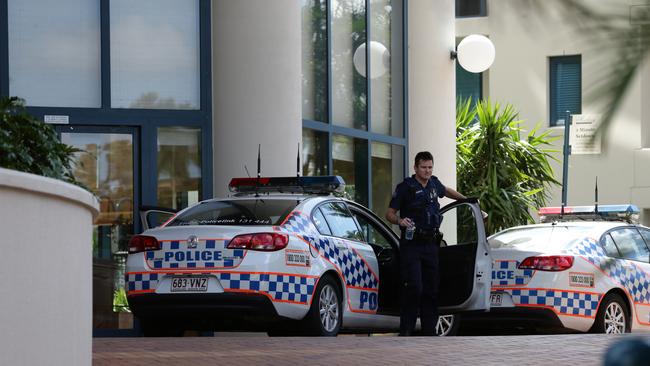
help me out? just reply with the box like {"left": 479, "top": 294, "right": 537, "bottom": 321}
{"left": 469, "top": 205, "right": 650, "bottom": 334}
{"left": 126, "top": 176, "right": 492, "bottom": 336}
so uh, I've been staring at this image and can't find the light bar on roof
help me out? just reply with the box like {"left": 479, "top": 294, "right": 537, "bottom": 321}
{"left": 228, "top": 176, "right": 346, "bottom": 195}
{"left": 538, "top": 204, "right": 640, "bottom": 223}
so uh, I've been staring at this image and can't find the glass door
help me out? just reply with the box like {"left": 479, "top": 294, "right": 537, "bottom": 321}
{"left": 59, "top": 126, "right": 138, "bottom": 332}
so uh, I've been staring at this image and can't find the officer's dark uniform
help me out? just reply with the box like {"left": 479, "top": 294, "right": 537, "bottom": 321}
{"left": 389, "top": 174, "right": 445, "bottom": 336}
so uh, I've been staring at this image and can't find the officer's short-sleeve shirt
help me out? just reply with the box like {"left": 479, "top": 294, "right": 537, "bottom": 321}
{"left": 389, "top": 175, "right": 446, "bottom": 230}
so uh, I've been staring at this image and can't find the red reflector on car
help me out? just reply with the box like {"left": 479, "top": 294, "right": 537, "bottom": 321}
{"left": 128, "top": 235, "right": 161, "bottom": 254}
{"left": 518, "top": 255, "right": 574, "bottom": 271}
{"left": 227, "top": 233, "right": 289, "bottom": 251}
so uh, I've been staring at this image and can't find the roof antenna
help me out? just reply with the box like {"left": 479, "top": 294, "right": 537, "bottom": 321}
{"left": 244, "top": 165, "right": 251, "bottom": 178}
{"left": 257, "top": 144, "right": 261, "bottom": 179}
{"left": 297, "top": 142, "right": 301, "bottom": 178}
{"left": 594, "top": 176, "right": 599, "bottom": 219}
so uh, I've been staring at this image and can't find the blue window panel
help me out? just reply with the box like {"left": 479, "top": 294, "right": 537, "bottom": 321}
{"left": 550, "top": 55, "right": 582, "bottom": 127}
{"left": 456, "top": 63, "right": 482, "bottom": 105}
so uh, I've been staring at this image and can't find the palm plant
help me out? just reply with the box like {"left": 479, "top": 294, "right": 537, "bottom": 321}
{"left": 456, "top": 98, "right": 560, "bottom": 235}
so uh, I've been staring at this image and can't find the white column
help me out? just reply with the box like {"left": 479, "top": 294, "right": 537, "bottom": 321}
{"left": 407, "top": 0, "right": 457, "bottom": 196}
{"left": 212, "top": 0, "right": 302, "bottom": 197}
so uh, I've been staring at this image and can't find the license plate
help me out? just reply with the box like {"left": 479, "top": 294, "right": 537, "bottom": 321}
{"left": 490, "top": 292, "right": 503, "bottom": 306}
{"left": 171, "top": 276, "right": 209, "bottom": 292}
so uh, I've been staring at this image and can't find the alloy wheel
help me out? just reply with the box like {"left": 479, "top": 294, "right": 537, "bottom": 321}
{"left": 604, "top": 302, "right": 626, "bottom": 334}
{"left": 319, "top": 284, "right": 339, "bottom": 332}
{"left": 436, "top": 315, "right": 455, "bottom": 336}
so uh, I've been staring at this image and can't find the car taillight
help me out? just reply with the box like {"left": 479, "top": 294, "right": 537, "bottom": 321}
{"left": 128, "top": 235, "right": 161, "bottom": 254}
{"left": 518, "top": 255, "right": 574, "bottom": 271}
{"left": 227, "top": 233, "right": 289, "bottom": 251}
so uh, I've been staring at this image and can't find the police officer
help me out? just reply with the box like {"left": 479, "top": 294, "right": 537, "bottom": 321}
{"left": 386, "top": 151, "right": 466, "bottom": 336}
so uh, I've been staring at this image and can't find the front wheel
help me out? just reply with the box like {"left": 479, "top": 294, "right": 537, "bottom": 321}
{"left": 436, "top": 314, "right": 460, "bottom": 336}
{"left": 591, "top": 293, "right": 630, "bottom": 334}
{"left": 301, "top": 275, "right": 342, "bottom": 336}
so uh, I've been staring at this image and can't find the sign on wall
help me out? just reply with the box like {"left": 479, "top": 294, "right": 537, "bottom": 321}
{"left": 570, "top": 114, "right": 601, "bottom": 155}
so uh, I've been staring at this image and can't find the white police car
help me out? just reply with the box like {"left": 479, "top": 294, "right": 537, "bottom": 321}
{"left": 126, "top": 176, "right": 492, "bottom": 336}
{"left": 466, "top": 205, "right": 650, "bottom": 334}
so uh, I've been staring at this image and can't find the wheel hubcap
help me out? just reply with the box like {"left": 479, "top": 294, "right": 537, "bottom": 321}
{"left": 604, "top": 302, "right": 626, "bottom": 334}
{"left": 319, "top": 285, "right": 339, "bottom": 332}
{"left": 436, "top": 315, "right": 455, "bottom": 336}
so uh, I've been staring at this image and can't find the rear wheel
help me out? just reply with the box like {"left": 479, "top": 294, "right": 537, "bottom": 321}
{"left": 301, "top": 275, "right": 342, "bottom": 336}
{"left": 591, "top": 293, "right": 630, "bottom": 334}
{"left": 436, "top": 314, "right": 460, "bottom": 336}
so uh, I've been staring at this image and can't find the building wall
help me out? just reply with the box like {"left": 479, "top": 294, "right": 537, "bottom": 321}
{"left": 457, "top": 0, "right": 650, "bottom": 225}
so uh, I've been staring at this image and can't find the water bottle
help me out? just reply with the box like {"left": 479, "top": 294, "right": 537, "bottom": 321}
{"left": 405, "top": 224, "right": 415, "bottom": 241}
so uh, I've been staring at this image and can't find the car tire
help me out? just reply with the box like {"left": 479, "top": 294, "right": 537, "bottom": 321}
{"left": 436, "top": 314, "right": 460, "bottom": 336}
{"left": 140, "top": 318, "right": 184, "bottom": 337}
{"left": 301, "top": 275, "right": 342, "bottom": 336}
{"left": 591, "top": 293, "right": 630, "bottom": 334}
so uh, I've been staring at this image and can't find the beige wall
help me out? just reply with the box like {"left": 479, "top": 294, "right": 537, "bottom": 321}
{"left": 457, "top": 0, "right": 650, "bottom": 225}
{"left": 212, "top": 0, "right": 302, "bottom": 198}
{"left": 409, "top": 0, "right": 458, "bottom": 203}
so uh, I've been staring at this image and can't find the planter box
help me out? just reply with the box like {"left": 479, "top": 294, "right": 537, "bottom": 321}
{"left": 0, "top": 168, "right": 98, "bottom": 366}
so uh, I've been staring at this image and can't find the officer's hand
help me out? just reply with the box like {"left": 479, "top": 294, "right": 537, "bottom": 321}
{"left": 399, "top": 218, "right": 413, "bottom": 228}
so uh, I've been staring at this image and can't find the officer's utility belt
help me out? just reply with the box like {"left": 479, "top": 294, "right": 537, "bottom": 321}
{"left": 411, "top": 228, "right": 443, "bottom": 246}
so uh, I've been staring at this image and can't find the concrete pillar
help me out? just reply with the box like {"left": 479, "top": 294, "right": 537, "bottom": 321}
{"left": 212, "top": 0, "right": 302, "bottom": 197}
{"left": 407, "top": 0, "right": 457, "bottom": 196}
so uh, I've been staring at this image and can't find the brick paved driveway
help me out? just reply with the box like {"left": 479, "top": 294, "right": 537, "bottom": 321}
{"left": 93, "top": 334, "right": 649, "bottom": 365}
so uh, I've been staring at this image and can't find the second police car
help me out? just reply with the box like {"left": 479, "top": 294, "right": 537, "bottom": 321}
{"left": 126, "top": 176, "right": 492, "bottom": 336}
{"left": 467, "top": 205, "right": 650, "bottom": 334}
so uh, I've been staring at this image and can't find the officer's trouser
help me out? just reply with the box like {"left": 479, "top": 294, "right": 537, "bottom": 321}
{"left": 399, "top": 238, "right": 439, "bottom": 336}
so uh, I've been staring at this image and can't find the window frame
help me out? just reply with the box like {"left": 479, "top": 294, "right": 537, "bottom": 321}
{"left": 455, "top": 0, "right": 487, "bottom": 18}
{"left": 347, "top": 203, "right": 398, "bottom": 250}
{"left": 301, "top": 0, "right": 409, "bottom": 211}
{"left": 605, "top": 227, "right": 650, "bottom": 263}
{"left": 549, "top": 54, "right": 582, "bottom": 127}
{"left": 313, "top": 200, "right": 364, "bottom": 242}
{"left": 0, "top": 0, "right": 213, "bottom": 208}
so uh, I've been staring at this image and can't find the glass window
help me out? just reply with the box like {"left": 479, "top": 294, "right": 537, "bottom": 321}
{"left": 302, "top": 128, "right": 329, "bottom": 176}
{"left": 456, "top": 63, "right": 482, "bottom": 104}
{"left": 302, "top": 0, "right": 328, "bottom": 123}
{"left": 351, "top": 210, "right": 393, "bottom": 249}
{"left": 641, "top": 228, "right": 650, "bottom": 248}
{"left": 371, "top": 142, "right": 403, "bottom": 219}
{"left": 488, "top": 226, "right": 591, "bottom": 251}
{"left": 319, "top": 202, "right": 363, "bottom": 241}
{"left": 110, "top": 0, "right": 200, "bottom": 109}
{"left": 168, "top": 199, "right": 299, "bottom": 226}
{"left": 331, "top": 0, "right": 367, "bottom": 130}
{"left": 602, "top": 234, "right": 621, "bottom": 258}
{"left": 370, "top": 0, "right": 403, "bottom": 137}
{"left": 157, "top": 127, "right": 202, "bottom": 210}
{"left": 440, "top": 203, "right": 478, "bottom": 246}
{"left": 550, "top": 55, "right": 581, "bottom": 126}
{"left": 312, "top": 207, "right": 332, "bottom": 235}
{"left": 333, "top": 134, "right": 368, "bottom": 205}
{"left": 456, "top": 0, "right": 486, "bottom": 17}
{"left": 610, "top": 229, "right": 650, "bottom": 262}
{"left": 8, "top": 0, "right": 101, "bottom": 107}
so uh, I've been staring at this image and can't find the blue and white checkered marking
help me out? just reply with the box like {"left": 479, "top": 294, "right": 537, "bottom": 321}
{"left": 570, "top": 238, "right": 650, "bottom": 304}
{"left": 126, "top": 273, "right": 159, "bottom": 293}
{"left": 219, "top": 273, "right": 317, "bottom": 304}
{"left": 282, "top": 212, "right": 379, "bottom": 290}
{"left": 511, "top": 289, "right": 601, "bottom": 317}
{"left": 145, "top": 240, "right": 245, "bottom": 269}
{"left": 492, "top": 260, "right": 535, "bottom": 286}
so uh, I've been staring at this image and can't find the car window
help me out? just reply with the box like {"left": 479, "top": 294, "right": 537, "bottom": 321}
{"left": 440, "top": 203, "right": 479, "bottom": 246}
{"left": 319, "top": 202, "right": 363, "bottom": 241}
{"left": 601, "top": 234, "right": 620, "bottom": 257}
{"left": 351, "top": 210, "right": 393, "bottom": 249}
{"left": 640, "top": 228, "right": 650, "bottom": 248}
{"left": 610, "top": 228, "right": 650, "bottom": 262}
{"left": 311, "top": 207, "right": 332, "bottom": 235}
{"left": 166, "top": 199, "right": 298, "bottom": 226}
{"left": 488, "top": 226, "right": 591, "bottom": 251}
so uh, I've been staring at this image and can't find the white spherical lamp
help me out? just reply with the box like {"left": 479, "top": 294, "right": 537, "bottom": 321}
{"left": 455, "top": 34, "right": 495, "bottom": 73}
{"left": 353, "top": 41, "right": 390, "bottom": 79}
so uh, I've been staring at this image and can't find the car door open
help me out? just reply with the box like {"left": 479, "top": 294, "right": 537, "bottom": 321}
{"left": 438, "top": 199, "right": 491, "bottom": 313}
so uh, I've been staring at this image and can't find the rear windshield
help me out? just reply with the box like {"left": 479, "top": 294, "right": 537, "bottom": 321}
{"left": 167, "top": 199, "right": 299, "bottom": 226}
{"left": 488, "top": 226, "right": 592, "bottom": 251}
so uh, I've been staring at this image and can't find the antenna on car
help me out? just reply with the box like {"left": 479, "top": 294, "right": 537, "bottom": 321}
{"left": 244, "top": 165, "right": 251, "bottom": 178}
{"left": 256, "top": 144, "right": 261, "bottom": 197}
{"left": 297, "top": 142, "right": 301, "bottom": 178}
{"left": 594, "top": 176, "right": 599, "bottom": 218}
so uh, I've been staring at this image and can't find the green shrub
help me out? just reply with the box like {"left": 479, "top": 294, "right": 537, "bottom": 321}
{"left": 0, "top": 97, "right": 79, "bottom": 184}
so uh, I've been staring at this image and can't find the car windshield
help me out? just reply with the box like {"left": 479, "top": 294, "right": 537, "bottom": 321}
{"left": 167, "top": 199, "right": 299, "bottom": 226}
{"left": 488, "top": 226, "right": 592, "bottom": 251}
